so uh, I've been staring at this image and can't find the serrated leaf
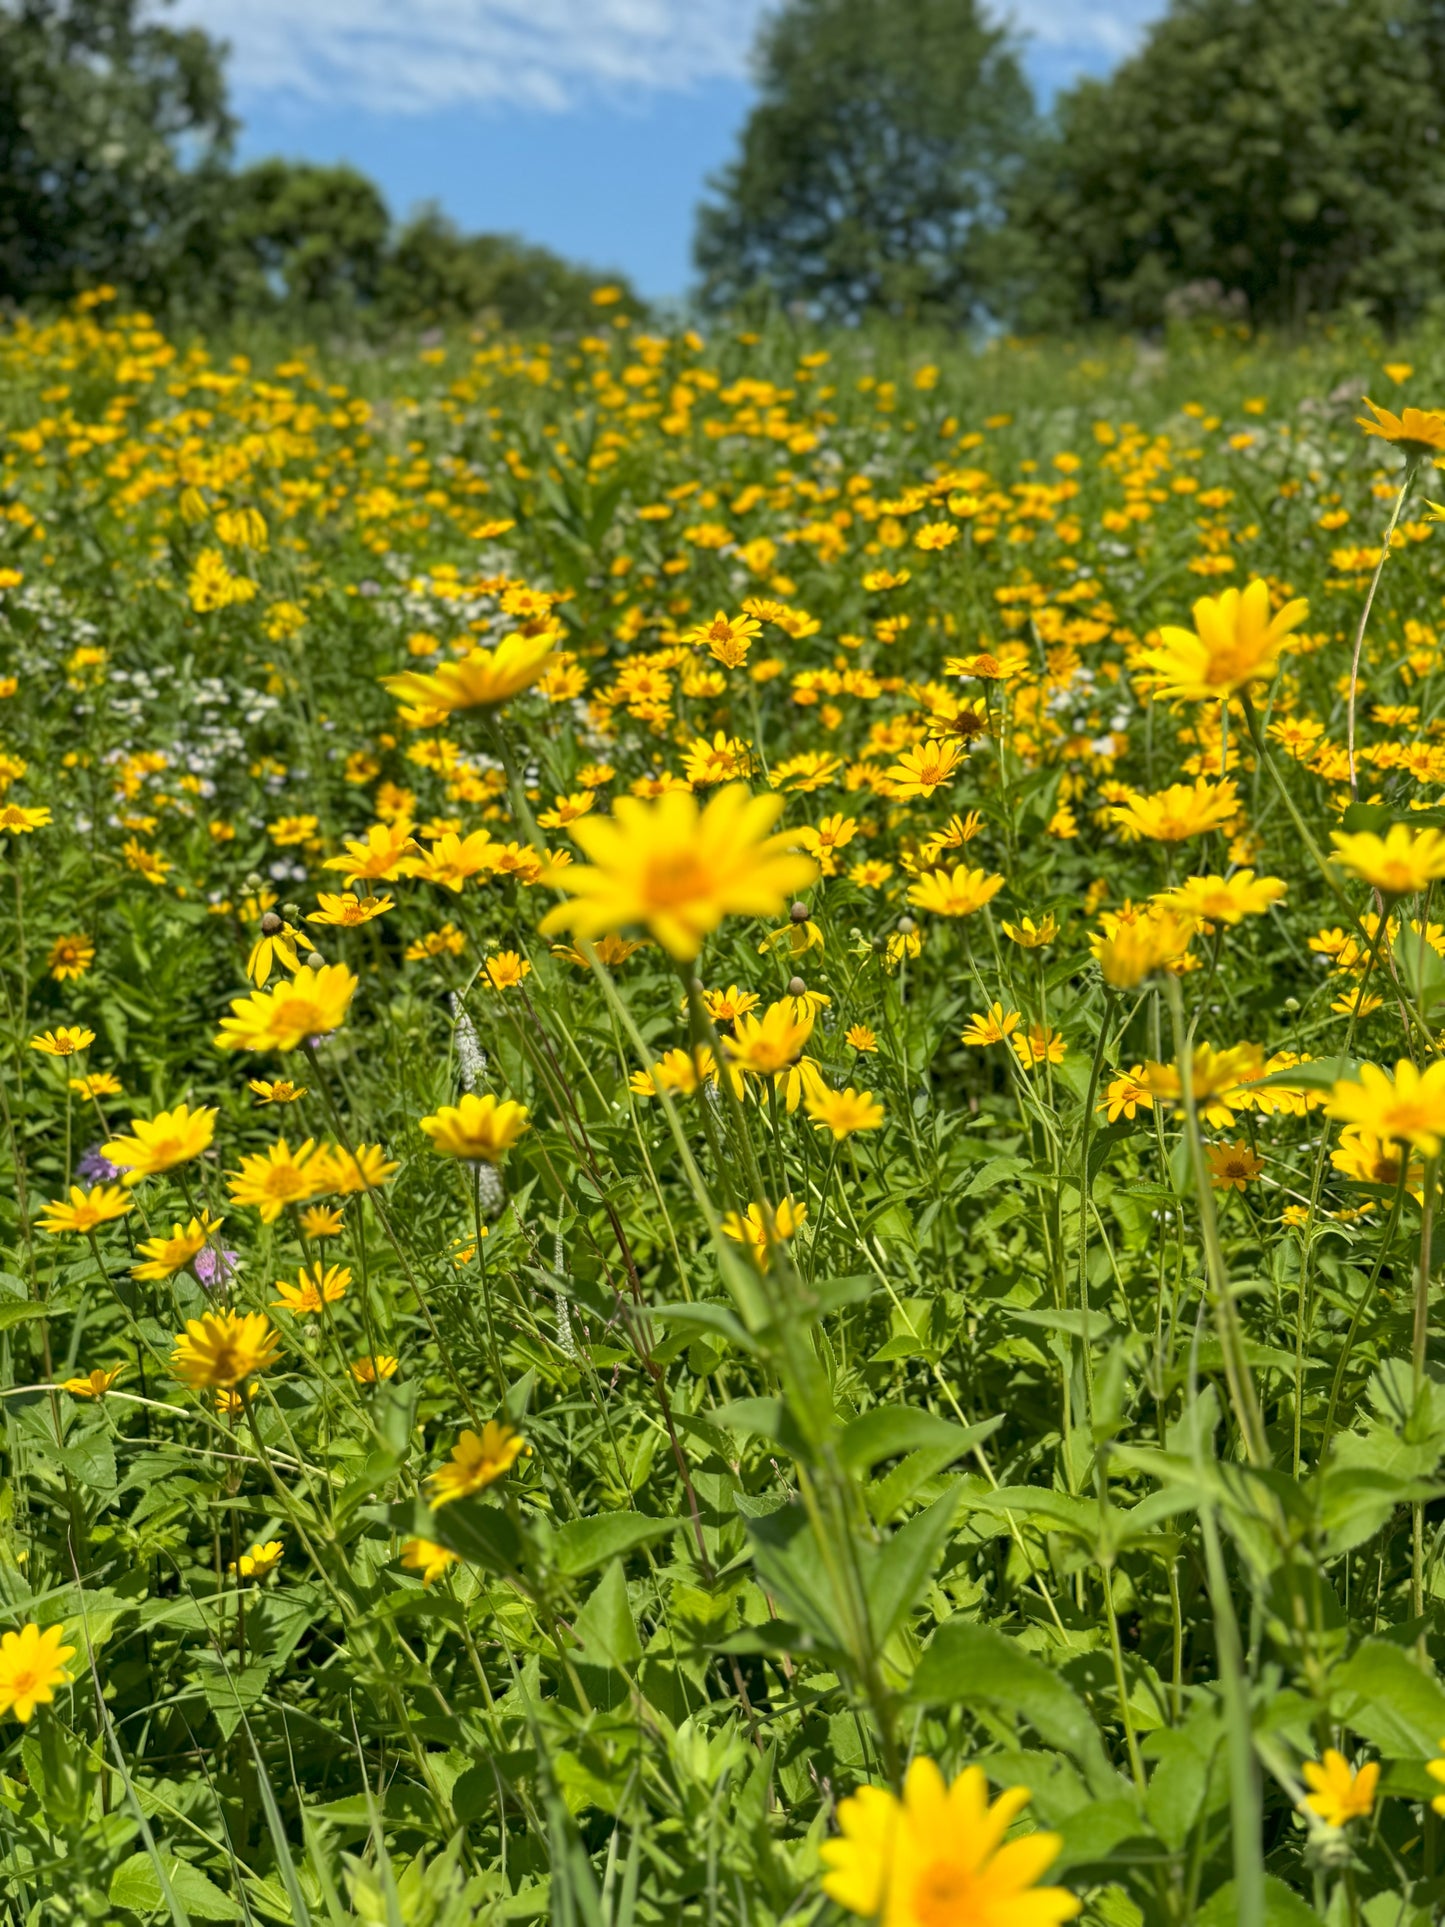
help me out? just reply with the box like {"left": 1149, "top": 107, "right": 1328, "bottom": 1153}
{"left": 839, "top": 1408, "right": 999, "bottom": 1473}
{"left": 547, "top": 1512, "right": 682, "bottom": 1578}
{"left": 573, "top": 1558, "right": 641, "bottom": 1670}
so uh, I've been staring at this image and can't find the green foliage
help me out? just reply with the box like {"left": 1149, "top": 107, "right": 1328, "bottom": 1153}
{"left": 378, "top": 209, "right": 640, "bottom": 334}
{"left": 694, "top": 0, "right": 1035, "bottom": 323}
{"left": 0, "top": 0, "right": 232, "bottom": 309}
{"left": 1003, "top": 0, "right": 1445, "bottom": 331}
{"left": 218, "top": 161, "right": 391, "bottom": 315}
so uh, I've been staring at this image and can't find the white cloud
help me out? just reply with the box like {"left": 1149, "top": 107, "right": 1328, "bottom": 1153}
{"left": 166, "top": 0, "right": 1162, "bottom": 116}
{"left": 169, "top": 0, "right": 771, "bottom": 113}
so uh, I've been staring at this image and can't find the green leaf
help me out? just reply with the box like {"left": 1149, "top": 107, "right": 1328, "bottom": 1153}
{"left": 651, "top": 1301, "right": 759, "bottom": 1354}
{"left": 573, "top": 1558, "right": 641, "bottom": 1671}
{"left": 110, "top": 1853, "right": 241, "bottom": 1921}
{"left": 1332, "top": 1638, "right": 1445, "bottom": 1760}
{"left": 547, "top": 1512, "right": 683, "bottom": 1578}
{"left": 839, "top": 1408, "right": 999, "bottom": 1473}
{"left": 713, "top": 1396, "right": 809, "bottom": 1458}
{"left": 1196, "top": 1875, "right": 1322, "bottom": 1926}
{"left": 404, "top": 1497, "right": 524, "bottom": 1575}
{"left": 1340, "top": 801, "right": 1395, "bottom": 835}
{"left": 910, "top": 1621, "right": 1125, "bottom": 1796}
{"left": 0, "top": 1300, "right": 51, "bottom": 1331}
{"left": 863, "top": 1487, "right": 960, "bottom": 1643}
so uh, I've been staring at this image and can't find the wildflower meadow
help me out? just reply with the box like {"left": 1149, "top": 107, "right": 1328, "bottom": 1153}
{"left": 9, "top": 294, "right": 1445, "bottom": 1924}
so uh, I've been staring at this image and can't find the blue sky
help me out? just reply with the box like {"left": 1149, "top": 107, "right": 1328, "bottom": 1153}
{"left": 172, "top": 2, "right": 1165, "bottom": 301}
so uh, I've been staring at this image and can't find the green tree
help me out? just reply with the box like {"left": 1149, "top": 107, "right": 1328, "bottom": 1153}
{"left": 0, "top": 0, "right": 232, "bottom": 307}
{"left": 1005, "top": 0, "right": 1445, "bottom": 331}
{"left": 693, "top": 0, "right": 1034, "bottom": 324}
{"left": 378, "top": 207, "right": 641, "bottom": 333}
{"left": 221, "top": 159, "right": 391, "bottom": 313}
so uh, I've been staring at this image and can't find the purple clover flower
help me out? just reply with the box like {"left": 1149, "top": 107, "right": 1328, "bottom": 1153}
{"left": 77, "top": 1144, "right": 122, "bottom": 1184}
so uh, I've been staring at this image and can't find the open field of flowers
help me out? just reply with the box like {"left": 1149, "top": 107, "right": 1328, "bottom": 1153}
{"left": 12, "top": 292, "right": 1445, "bottom": 1923}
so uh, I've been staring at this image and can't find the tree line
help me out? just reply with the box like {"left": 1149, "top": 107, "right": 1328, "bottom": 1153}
{"left": 0, "top": 0, "right": 638, "bottom": 331}
{"left": 696, "top": 0, "right": 1445, "bottom": 333}
{"left": 8, "top": 0, "right": 1442, "bottom": 336}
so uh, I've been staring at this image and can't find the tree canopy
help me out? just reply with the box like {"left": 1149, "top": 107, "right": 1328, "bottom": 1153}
{"left": 694, "top": 0, "right": 1035, "bottom": 325}
{"left": 998, "top": 0, "right": 1445, "bottom": 331}
{"left": 0, "top": 0, "right": 638, "bottom": 330}
{"left": 0, "top": 0, "right": 232, "bottom": 308}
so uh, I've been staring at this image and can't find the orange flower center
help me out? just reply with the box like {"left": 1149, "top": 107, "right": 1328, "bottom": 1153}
{"left": 642, "top": 850, "right": 711, "bottom": 908}
{"left": 912, "top": 1861, "right": 982, "bottom": 1926}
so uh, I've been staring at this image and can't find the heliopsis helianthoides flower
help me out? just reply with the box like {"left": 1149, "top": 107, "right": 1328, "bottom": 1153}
{"left": 245, "top": 917, "right": 315, "bottom": 986}
{"left": 171, "top": 1310, "right": 281, "bottom": 1390}
{"left": 29, "top": 1025, "right": 94, "bottom": 1058}
{"left": 961, "top": 1004, "right": 1022, "bottom": 1048}
{"left": 1013, "top": 1025, "right": 1066, "bottom": 1071}
{"left": 427, "top": 1422, "right": 528, "bottom": 1507}
{"left": 1301, "top": 1750, "right": 1379, "bottom": 1828}
{"left": 1095, "top": 906, "right": 1195, "bottom": 988}
{"left": 0, "top": 1623, "right": 75, "bottom": 1724}
{"left": 482, "top": 949, "right": 532, "bottom": 990}
{"left": 1357, "top": 396, "right": 1445, "bottom": 458}
{"left": 805, "top": 1086, "right": 885, "bottom": 1140}
{"left": 726, "top": 1000, "right": 815, "bottom": 1077}
{"left": 1332, "top": 1124, "right": 1425, "bottom": 1201}
{"left": 323, "top": 820, "right": 419, "bottom": 885}
{"left": 37, "top": 1184, "right": 132, "bottom": 1236}
{"left": 1109, "top": 778, "right": 1240, "bottom": 843}
{"left": 313, "top": 1142, "right": 400, "bottom": 1195}
{"left": 1330, "top": 824, "right": 1445, "bottom": 898}
{"left": 60, "top": 1366, "right": 124, "bottom": 1399}
{"left": 1156, "top": 870, "right": 1287, "bottom": 927}
{"left": 682, "top": 609, "right": 762, "bottom": 666}
{"left": 248, "top": 1078, "right": 307, "bottom": 1106}
{"left": 820, "top": 1758, "right": 1079, "bottom": 1927}
{"left": 720, "top": 1198, "right": 807, "bottom": 1270}
{"left": 301, "top": 1205, "right": 345, "bottom": 1239}
{"left": 215, "top": 962, "right": 358, "bottom": 1053}
{"left": 847, "top": 1024, "right": 878, "bottom": 1053}
{"left": 381, "top": 630, "right": 558, "bottom": 716}
{"left": 272, "top": 1262, "right": 351, "bottom": 1315}
{"left": 538, "top": 783, "right": 817, "bottom": 963}
{"left": 351, "top": 1354, "right": 399, "bottom": 1385}
{"left": 1141, "top": 1044, "right": 1262, "bottom": 1128}
{"left": 399, "top": 829, "right": 500, "bottom": 892}
{"left": 47, "top": 933, "right": 95, "bottom": 981}
{"left": 131, "top": 1215, "right": 224, "bottom": 1281}
{"left": 1001, "top": 913, "right": 1056, "bottom": 949}
{"left": 228, "top": 1541, "right": 284, "bottom": 1581}
{"left": 628, "top": 1046, "right": 739, "bottom": 1100}
{"left": 0, "top": 803, "right": 51, "bottom": 833}
{"left": 69, "top": 1071, "right": 123, "bottom": 1100}
{"left": 307, "top": 891, "right": 393, "bottom": 928}
{"left": 1327, "top": 1060, "right": 1445, "bottom": 1154}
{"left": 100, "top": 1102, "right": 216, "bottom": 1185}
{"left": 1206, "top": 1140, "right": 1264, "bottom": 1192}
{"left": 906, "top": 864, "right": 1005, "bottom": 919}
{"left": 226, "top": 1137, "right": 323, "bottom": 1222}
{"left": 1101, "top": 1069, "right": 1154, "bottom": 1122}
{"left": 885, "top": 740, "right": 966, "bottom": 798}
{"left": 400, "top": 1537, "right": 460, "bottom": 1586}
{"left": 1137, "top": 579, "right": 1309, "bottom": 701}
{"left": 420, "top": 1093, "right": 530, "bottom": 1163}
